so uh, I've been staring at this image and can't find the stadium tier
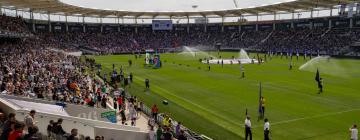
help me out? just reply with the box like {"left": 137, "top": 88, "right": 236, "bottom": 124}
{"left": 1, "top": 1, "right": 360, "bottom": 140}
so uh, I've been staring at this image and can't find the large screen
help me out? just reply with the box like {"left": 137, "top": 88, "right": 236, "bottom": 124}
{"left": 152, "top": 20, "right": 173, "bottom": 30}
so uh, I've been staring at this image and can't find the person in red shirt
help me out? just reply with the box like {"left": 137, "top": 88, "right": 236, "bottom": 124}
{"left": 151, "top": 104, "right": 159, "bottom": 122}
{"left": 8, "top": 122, "right": 25, "bottom": 140}
{"left": 84, "top": 96, "right": 91, "bottom": 104}
{"left": 117, "top": 96, "right": 123, "bottom": 109}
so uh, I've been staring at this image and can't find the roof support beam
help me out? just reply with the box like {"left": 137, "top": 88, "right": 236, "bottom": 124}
{"left": 300, "top": 0, "right": 337, "bottom": 8}
{"left": 46, "top": 7, "right": 77, "bottom": 14}
{"left": 32, "top": 5, "right": 64, "bottom": 12}
{"left": 0, "top": 0, "right": 346, "bottom": 18}
{"left": 228, "top": 10, "right": 243, "bottom": 16}
{"left": 241, "top": 9, "right": 258, "bottom": 15}
{"left": 65, "top": 8, "right": 85, "bottom": 15}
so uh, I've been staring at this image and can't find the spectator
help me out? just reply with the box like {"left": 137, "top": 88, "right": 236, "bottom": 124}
{"left": 53, "top": 118, "right": 66, "bottom": 139}
{"left": 119, "top": 107, "right": 126, "bottom": 125}
{"left": 129, "top": 103, "right": 137, "bottom": 126}
{"left": 101, "top": 95, "right": 107, "bottom": 108}
{"left": 162, "top": 115, "right": 170, "bottom": 127}
{"left": 0, "top": 112, "right": 5, "bottom": 128}
{"left": 148, "top": 117, "right": 155, "bottom": 128}
{"left": 156, "top": 127, "right": 163, "bottom": 140}
{"left": 177, "top": 130, "right": 187, "bottom": 140}
{"left": 24, "top": 110, "right": 36, "bottom": 129}
{"left": 0, "top": 113, "right": 16, "bottom": 140}
{"left": 47, "top": 120, "right": 54, "bottom": 138}
{"left": 8, "top": 122, "right": 25, "bottom": 140}
{"left": 176, "top": 122, "right": 182, "bottom": 137}
{"left": 23, "top": 126, "right": 40, "bottom": 140}
{"left": 67, "top": 128, "right": 78, "bottom": 140}
{"left": 117, "top": 96, "right": 123, "bottom": 109}
{"left": 151, "top": 104, "right": 158, "bottom": 122}
{"left": 148, "top": 126, "right": 155, "bottom": 140}
{"left": 162, "top": 127, "right": 173, "bottom": 140}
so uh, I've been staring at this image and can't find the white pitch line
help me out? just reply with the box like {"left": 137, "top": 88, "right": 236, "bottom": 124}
{"left": 132, "top": 76, "right": 238, "bottom": 121}
{"left": 102, "top": 65, "right": 360, "bottom": 130}
{"left": 253, "top": 108, "right": 360, "bottom": 128}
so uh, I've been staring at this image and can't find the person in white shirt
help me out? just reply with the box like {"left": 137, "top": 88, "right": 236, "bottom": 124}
{"left": 264, "top": 118, "right": 270, "bottom": 140}
{"left": 148, "top": 126, "right": 155, "bottom": 140}
{"left": 350, "top": 124, "right": 358, "bottom": 140}
{"left": 245, "top": 116, "right": 252, "bottom": 140}
{"left": 24, "top": 110, "right": 36, "bottom": 127}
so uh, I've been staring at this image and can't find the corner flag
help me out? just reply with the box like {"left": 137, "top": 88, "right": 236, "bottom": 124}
{"left": 315, "top": 69, "right": 320, "bottom": 82}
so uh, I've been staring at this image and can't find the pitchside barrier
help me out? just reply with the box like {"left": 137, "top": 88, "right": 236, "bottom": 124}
{"left": 0, "top": 95, "right": 148, "bottom": 140}
{"left": 122, "top": 91, "right": 213, "bottom": 140}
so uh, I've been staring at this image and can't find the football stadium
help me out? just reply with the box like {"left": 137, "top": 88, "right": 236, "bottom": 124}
{"left": 0, "top": 0, "right": 360, "bottom": 140}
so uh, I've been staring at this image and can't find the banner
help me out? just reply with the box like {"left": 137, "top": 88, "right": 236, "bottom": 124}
{"left": 101, "top": 111, "right": 117, "bottom": 123}
{"left": 152, "top": 20, "right": 173, "bottom": 30}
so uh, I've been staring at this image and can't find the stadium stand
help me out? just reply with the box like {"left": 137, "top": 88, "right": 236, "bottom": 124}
{"left": 1, "top": 1, "right": 360, "bottom": 139}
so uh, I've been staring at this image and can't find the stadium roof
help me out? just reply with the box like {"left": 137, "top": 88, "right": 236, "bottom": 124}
{"left": 0, "top": 0, "right": 356, "bottom": 18}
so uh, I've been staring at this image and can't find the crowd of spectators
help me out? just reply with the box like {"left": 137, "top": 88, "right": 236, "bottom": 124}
{"left": 0, "top": 109, "right": 106, "bottom": 140}
{"left": 1, "top": 14, "right": 359, "bottom": 56}
{"left": 0, "top": 36, "right": 159, "bottom": 139}
{"left": 0, "top": 37, "right": 131, "bottom": 139}
{"left": 1, "top": 14, "right": 359, "bottom": 140}
{"left": 0, "top": 36, "right": 132, "bottom": 126}
{"left": 28, "top": 28, "right": 359, "bottom": 56}
{"left": 0, "top": 14, "right": 29, "bottom": 33}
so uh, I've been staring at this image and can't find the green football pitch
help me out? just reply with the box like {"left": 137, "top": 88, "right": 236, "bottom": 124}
{"left": 89, "top": 52, "right": 360, "bottom": 140}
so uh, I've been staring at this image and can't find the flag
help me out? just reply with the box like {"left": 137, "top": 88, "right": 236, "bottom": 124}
{"left": 258, "top": 82, "right": 263, "bottom": 118}
{"left": 315, "top": 69, "right": 320, "bottom": 82}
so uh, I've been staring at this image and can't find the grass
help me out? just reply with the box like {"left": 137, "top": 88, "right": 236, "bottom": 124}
{"left": 88, "top": 52, "right": 360, "bottom": 140}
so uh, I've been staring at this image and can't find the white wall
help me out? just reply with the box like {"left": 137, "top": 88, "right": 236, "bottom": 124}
{"left": 0, "top": 96, "right": 148, "bottom": 140}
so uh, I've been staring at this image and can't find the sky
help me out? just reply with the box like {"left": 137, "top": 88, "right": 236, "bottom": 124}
{"left": 60, "top": 0, "right": 292, "bottom": 12}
